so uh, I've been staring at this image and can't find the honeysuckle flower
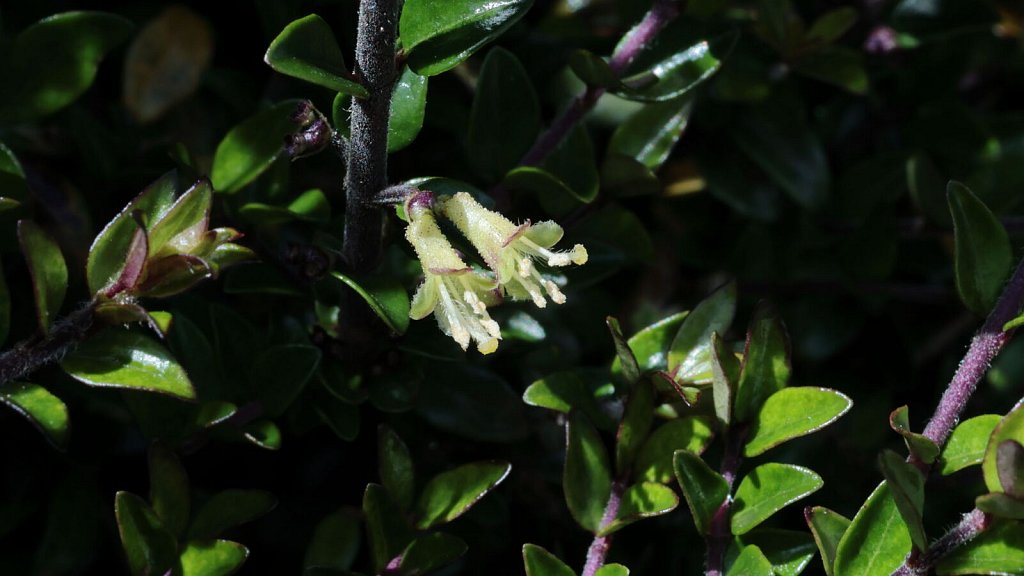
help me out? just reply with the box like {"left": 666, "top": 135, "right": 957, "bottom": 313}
{"left": 405, "top": 197, "right": 502, "bottom": 354}
{"left": 437, "top": 192, "right": 587, "bottom": 308}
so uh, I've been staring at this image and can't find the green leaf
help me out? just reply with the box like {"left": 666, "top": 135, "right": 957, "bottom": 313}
{"left": 18, "top": 220, "right": 67, "bottom": 333}
{"left": 188, "top": 490, "right": 277, "bottom": 540}
{"left": 212, "top": 100, "right": 301, "bottom": 193}
{"left": 251, "top": 344, "right": 321, "bottom": 418}
{"left": 523, "top": 369, "right": 616, "bottom": 430}
{"left": 600, "top": 154, "right": 661, "bottom": 198}
{"left": 0, "top": 381, "right": 69, "bottom": 448}
{"left": 985, "top": 405, "right": 1024, "bottom": 493}
{"left": 833, "top": 482, "right": 912, "bottom": 576}
{"left": 304, "top": 508, "right": 361, "bottom": 571}
{"left": 744, "top": 387, "right": 852, "bottom": 457}
{"left": 937, "top": 520, "right": 1024, "bottom": 575}
{"left": 673, "top": 449, "right": 728, "bottom": 535}
{"left": 997, "top": 440, "right": 1024, "bottom": 496}
{"left": 608, "top": 95, "right": 694, "bottom": 171}
{"left": 542, "top": 125, "right": 600, "bottom": 205}
{"left": 400, "top": 0, "right": 534, "bottom": 76}
{"left": 878, "top": 449, "right": 927, "bottom": 551}
{"left": 569, "top": 50, "right": 620, "bottom": 88}
{"left": 115, "top": 491, "right": 177, "bottom": 576}
{"left": 805, "top": 7, "right": 858, "bottom": 43}
{"left": 616, "top": 379, "right": 655, "bottom": 473}
{"left": 565, "top": 412, "right": 613, "bottom": 533}
{"left": 793, "top": 47, "right": 867, "bottom": 94}
{"left": 726, "top": 545, "right": 773, "bottom": 576}
{"left": 599, "top": 482, "right": 679, "bottom": 535}
{"left": 607, "top": 316, "right": 641, "bottom": 385}
{"left": 178, "top": 539, "right": 249, "bottom": 576}
{"left": 522, "top": 543, "right": 576, "bottom": 576}
{"left": 731, "top": 463, "right": 823, "bottom": 535}
{"left": 379, "top": 425, "right": 415, "bottom": 511}
{"left": 416, "top": 363, "right": 529, "bottom": 442}
{"left": 146, "top": 179, "right": 212, "bottom": 257}
{"left": 264, "top": 15, "right": 367, "bottom": 97}
{"left": 612, "top": 312, "right": 688, "bottom": 376}
{"left": 733, "top": 304, "right": 791, "bottom": 423}
{"left": 889, "top": 405, "right": 940, "bottom": 464}
{"left": 907, "top": 152, "right": 952, "bottom": 226}
{"left": 1005, "top": 314, "right": 1024, "bottom": 332}
{"left": 804, "top": 506, "right": 851, "bottom": 576}
{"left": 330, "top": 272, "right": 410, "bottom": 335}
{"left": 62, "top": 329, "right": 195, "bottom": 400}
{"left": 633, "top": 417, "right": 714, "bottom": 484}
{"left": 948, "top": 181, "right": 1013, "bottom": 315}
{"left": 364, "top": 484, "right": 414, "bottom": 573}
{"left": 711, "top": 332, "right": 739, "bottom": 427}
{"left": 149, "top": 443, "right": 190, "bottom": 539}
{"left": 976, "top": 492, "right": 1024, "bottom": 519}
{"left": 388, "top": 66, "right": 428, "bottom": 152}
{"left": 668, "top": 281, "right": 737, "bottom": 384}
{"left": 415, "top": 461, "right": 511, "bottom": 529}
{"left": 242, "top": 419, "right": 282, "bottom": 450}
{"left": 734, "top": 529, "right": 817, "bottom": 576}
{"left": 594, "top": 565, "right": 629, "bottom": 576}
{"left": 468, "top": 47, "right": 540, "bottom": 181}
{"left": 940, "top": 414, "right": 1001, "bottom": 475}
{"left": 314, "top": 388, "right": 361, "bottom": 442}
{"left": 0, "top": 257, "right": 9, "bottom": 347}
{"left": 0, "top": 12, "right": 133, "bottom": 123}
{"left": 398, "top": 532, "right": 468, "bottom": 575}
{"left": 615, "top": 37, "right": 727, "bottom": 102}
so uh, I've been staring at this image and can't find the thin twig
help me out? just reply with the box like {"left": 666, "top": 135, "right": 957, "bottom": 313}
{"left": 0, "top": 303, "right": 95, "bottom": 386}
{"left": 706, "top": 428, "right": 745, "bottom": 576}
{"left": 581, "top": 478, "right": 626, "bottom": 576}
{"left": 891, "top": 509, "right": 991, "bottom": 576}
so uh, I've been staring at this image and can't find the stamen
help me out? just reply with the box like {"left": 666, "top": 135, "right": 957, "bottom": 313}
{"left": 543, "top": 280, "right": 566, "bottom": 304}
{"left": 518, "top": 257, "right": 533, "bottom": 278}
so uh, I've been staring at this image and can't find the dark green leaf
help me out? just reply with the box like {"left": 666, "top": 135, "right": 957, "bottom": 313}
{"left": 599, "top": 482, "right": 679, "bottom": 535}
{"left": 400, "top": 0, "right": 534, "bottom": 76}
{"left": 178, "top": 539, "right": 249, "bottom": 576}
{"left": 364, "top": 484, "right": 414, "bottom": 573}
{"left": 416, "top": 363, "right": 528, "bottom": 442}
{"left": 542, "top": 125, "right": 600, "bottom": 205}
{"left": 889, "top": 405, "right": 940, "bottom": 464}
{"left": 668, "top": 281, "right": 737, "bottom": 384}
{"left": 600, "top": 154, "right": 661, "bottom": 198}
{"left": 304, "top": 508, "right": 361, "bottom": 571}
{"left": 616, "top": 37, "right": 727, "bottom": 102}
{"left": 565, "top": 412, "right": 612, "bottom": 533}
{"left": 612, "top": 312, "right": 688, "bottom": 376}
{"left": 673, "top": 449, "right": 728, "bottom": 535}
{"left": 744, "top": 387, "right": 852, "bottom": 457}
{"left": 731, "top": 463, "right": 823, "bottom": 535}
{"left": 907, "top": 153, "right": 952, "bottom": 226}
{"left": 569, "top": 50, "right": 620, "bottom": 88}
{"left": 733, "top": 304, "right": 790, "bottom": 423}
{"left": 878, "top": 449, "right": 927, "bottom": 551}
{"left": 948, "top": 181, "right": 1013, "bottom": 315}
{"left": 608, "top": 95, "right": 693, "bottom": 171}
{"left": 330, "top": 272, "right": 410, "bottom": 335}
{"left": 264, "top": 15, "right": 367, "bottom": 97}
{"left": 997, "top": 440, "right": 1024, "bottom": 496}
{"left": 793, "top": 47, "right": 867, "bottom": 94}
{"left": 726, "top": 545, "right": 773, "bottom": 576}
{"left": 633, "top": 417, "right": 714, "bottom": 484}
{"left": 188, "top": 490, "right": 277, "bottom": 540}
{"left": 616, "top": 379, "right": 654, "bottom": 473}
{"left": 711, "top": 332, "right": 739, "bottom": 426}
{"left": 936, "top": 520, "right": 1024, "bottom": 575}
{"left": 0, "top": 257, "right": 9, "bottom": 347}
{"left": 18, "top": 220, "right": 67, "bottom": 333}
{"left": 940, "top": 414, "right": 1001, "bottom": 475}
{"left": 398, "top": 533, "right": 468, "bottom": 575}
{"left": 146, "top": 178, "right": 211, "bottom": 257}
{"left": 522, "top": 543, "right": 575, "bottom": 576}
{"left": 114, "top": 491, "right": 177, "bottom": 576}
{"left": 212, "top": 100, "right": 301, "bottom": 193}
{"left": 0, "top": 381, "right": 69, "bottom": 448}
{"left": 415, "top": 461, "right": 511, "bottom": 529}
{"left": 243, "top": 419, "right": 282, "bottom": 450}
{"left": 734, "top": 529, "right": 816, "bottom": 576}
{"left": 522, "top": 369, "right": 616, "bottom": 430}
{"left": 975, "top": 492, "right": 1024, "bottom": 519}
{"left": 468, "top": 47, "right": 540, "bottom": 181}
{"left": 251, "top": 344, "right": 321, "bottom": 418}
{"left": 0, "top": 12, "right": 133, "bottom": 123}
{"left": 805, "top": 7, "right": 858, "bottom": 43}
{"left": 804, "top": 506, "right": 851, "bottom": 576}
{"left": 607, "top": 316, "right": 641, "bottom": 385}
{"left": 62, "top": 329, "right": 195, "bottom": 400}
{"left": 149, "top": 443, "right": 190, "bottom": 538}
{"left": 388, "top": 66, "right": 428, "bottom": 152}
{"left": 833, "top": 482, "right": 912, "bottom": 576}
{"left": 379, "top": 425, "right": 415, "bottom": 510}
{"left": 984, "top": 405, "right": 1024, "bottom": 493}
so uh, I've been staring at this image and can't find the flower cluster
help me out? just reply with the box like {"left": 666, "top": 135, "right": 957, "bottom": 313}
{"left": 404, "top": 191, "right": 587, "bottom": 354}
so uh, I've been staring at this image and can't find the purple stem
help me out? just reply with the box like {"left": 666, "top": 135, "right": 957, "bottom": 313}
{"left": 891, "top": 509, "right": 991, "bottom": 576}
{"left": 582, "top": 479, "right": 626, "bottom": 576}
{"left": 706, "top": 429, "right": 745, "bottom": 576}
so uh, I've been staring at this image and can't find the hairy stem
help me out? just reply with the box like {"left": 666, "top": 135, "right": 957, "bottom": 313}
{"left": 582, "top": 478, "right": 626, "bottom": 576}
{"left": 0, "top": 303, "right": 95, "bottom": 386}
{"left": 343, "top": 0, "right": 398, "bottom": 273}
{"left": 891, "top": 509, "right": 991, "bottom": 576}
{"left": 706, "top": 428, "right": 745, "bottom": 576}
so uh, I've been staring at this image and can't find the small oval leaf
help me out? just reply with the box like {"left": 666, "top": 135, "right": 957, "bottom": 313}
{"left": 948, "top": 181, "right": 1013, "bottom": 315}
{"left": 731, "top": 463, "right": 823, "bottom": 535}
{"left": 62, "top": 329, "right": 195, "bottom": 400}
{"left": 18, "top": 220, "right": 68, "bottom": 333}
{"left": 265, "top": 15, "right": 367, "bottom": 97}
{"left": 744, "top": 387, "right": 852, "bottom": 457}
{"left": 414, "top": 461, "right": 511, "bottom": 529}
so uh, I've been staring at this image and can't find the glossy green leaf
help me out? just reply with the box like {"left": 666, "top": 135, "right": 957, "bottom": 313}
{"left": 0, "top": 12, "right": 133, "bottom": 123}
{"left": 633, "top": 417, "right": 714, "bottom": 483}
{"left": 522, "top": 543, "right": 575, "bottom": 576}
{"left": 976, "top": 492, "right": 1024, "bottom": 519}
{"left": 673, "top": 449, "right": 728, "bottom": 535}
{"left": 304, "top": 508, "right": 361, "bottom": 571}
{"left": 731, "top": 463, "right": 822, "bottom": 535}
{"left": 18, "top": 220, "right": 67, "bottom": 333}
{"left": 188, "top": 490, "right": 277, "bottom": 539}
{"left": 379, "top": 425, "right": 415, "bottom": 510}
{"left": 243, "top": 419, "right": 282, "bottom": 450}
{"left": 149, "top": 443, "right": 190, "bottom": 538}
{"left": 734, "top": 529, "right": 816, "bottom": 576}
{"left": 806, "top": 7, "right": 858, "bottom": 43}
{"left": 608, "top": 95, "right": 693, "bottom": 171}
{"left": 594, "top": 564, "right": 628, "bottom": 576}
{"left": 542, "top": 124, "right": 600, "bottom": 204}
{"left": 62, "top": 329, "right": 195, "bottom": 400}
{"left": 400, "top": 0, "right": 534, "bottom": 76}
{"left": 805, "top": 506, "right": 851, "bottom": 576}
{"left": 415, "top": 461, "right": 511, "bottom": 529}
{"left": 726, "top": 545, "right": 773, "bottom": 576}
{"left": 468, "top": 47, "right": 540, "bottom": 181}
{"left": 398, "top": 532, "right": 468, "bottom": 575}
{"left": 251, "top": 344, "right": 321, "bottom": 418}
{"left": 889, "top": 405, "right": 940, "bottom": 464}
{"left": 523, "top": 369, "right": 616, "bottom": 430}
{"left": 178, "top": 539, "right": 249, "bottom": 576}
{"left": 711, "top": 332, "right": 739, "bottom": 426}
{"left": 565, "top": 412, "right": 612, "bottom": 533}
{"left": 793, "top": 47, "right": 867, "bottom": 94}
{"left": 833, "top": 482, "right": 912, "bottom": 576}
{"left": 612, "top": 312, "right": 688, "bottom": 376}
{"left": 388, "top": 66, "right": 428, "bottom": 152}
{"left": 607, "top": 316, "right": 641, "bottom": 385}
{"left": 940, "top": 414, "right": 1001, "bottom": 475}
{"left": 0, "top": 381, "right": 69, "bottom": 448}
{"left": 599, "top": 482, "right": 679, "bottom": 535}
{"left": 744, "top": 387, "right": 852, "bottom": 457}
{"left": 878, "top": 449, "right": 927, "bottom": 551}
{"left": 616, "top": 38, "right": 726, "bottom": 102}
{"left": 948, "top": 181, "right": 1012, "bottom": 315}
{"left": 212, "top": 100, "right": 301, "bottom": 193}
{"left": 616, "top": 379, "right": 654, "bottom": 473}
{"left": 668, "top": 281, "right": 737, "bottom": 384}
{"left": 936, "top": 520, "right": 1024, "bottom": 575}
{"left": 115, "top": 491, "right": 177, "bottom": 576}
{"left": 364, "top": 484, "right": 414, "bottom": 573}
{"left": 733, "top": 304, "right": 790, "bottom": 423}
{"left": 569, "top": 50, "right": 620, "bottom": 88}
{"left": 147, "top": 179, "right": 211, "bottom": 257}
{"left": 330, "top": 272, "right": 410, "bottom": 335}
{"left": 985, "top": 406, "right": 1024, "bottom": 493}
{"left": 264, "top": 15, "right": 366, "bottom": 97}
